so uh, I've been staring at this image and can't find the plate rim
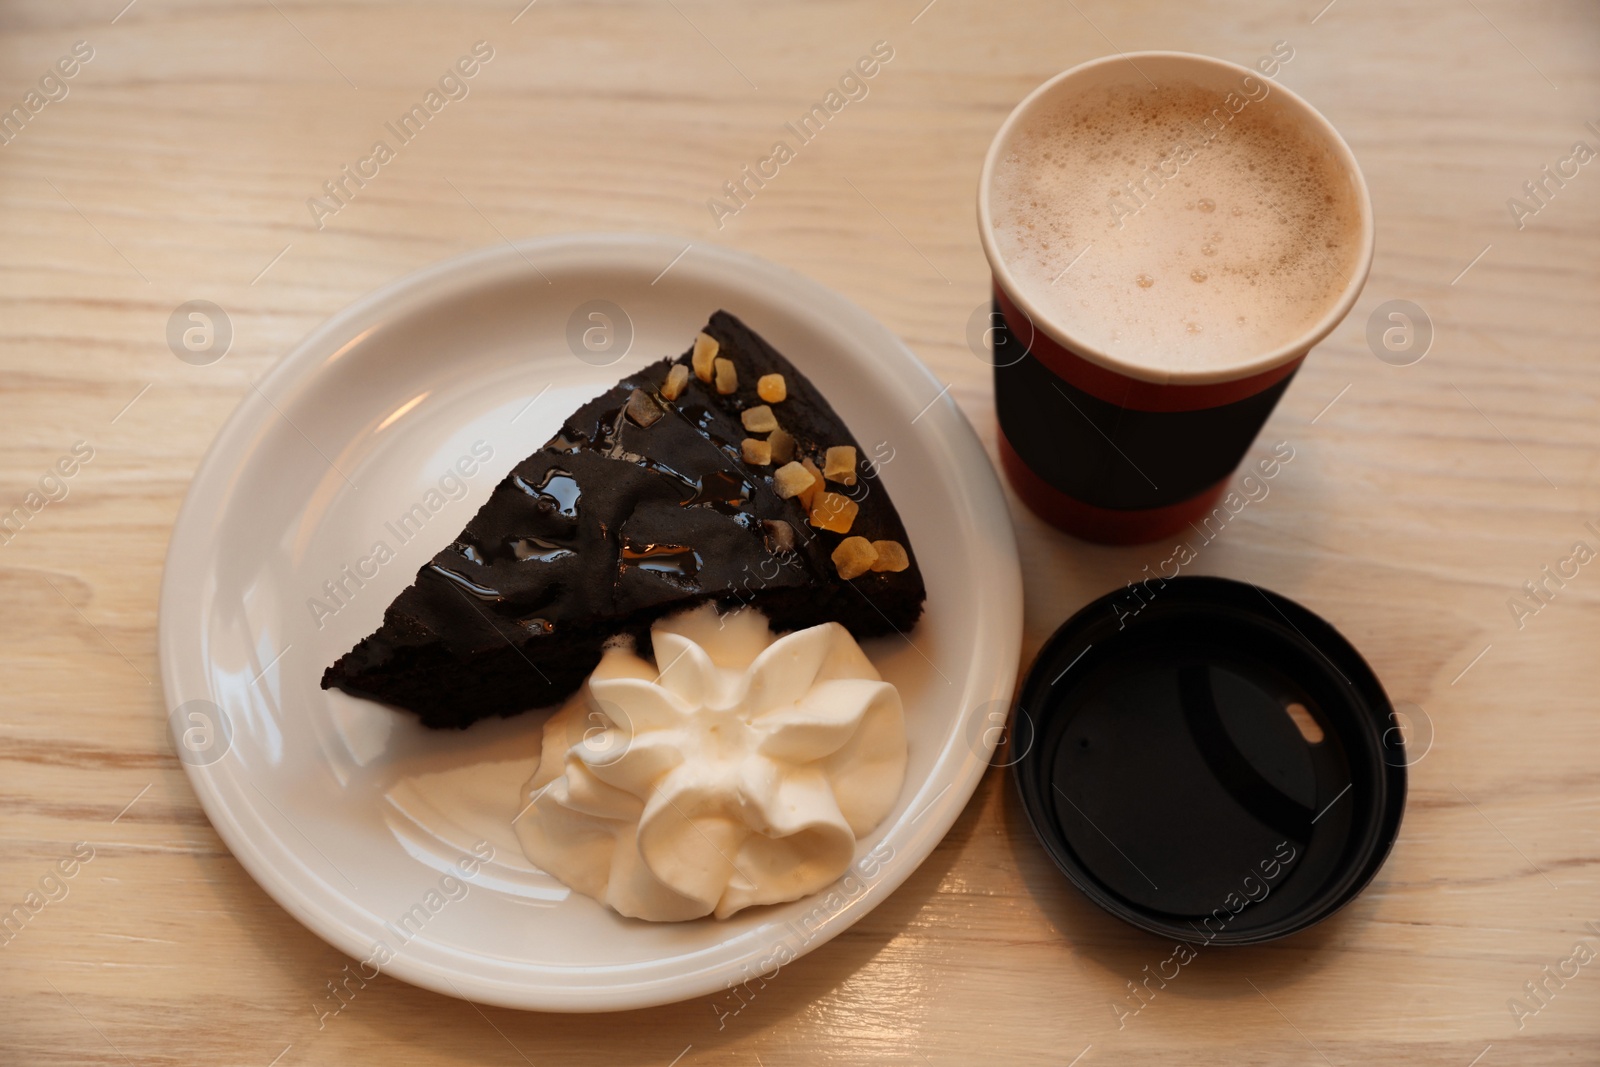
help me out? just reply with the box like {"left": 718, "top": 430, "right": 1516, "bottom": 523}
{"left": 157, "top": 231, "right": 1024, "bottom": 1011}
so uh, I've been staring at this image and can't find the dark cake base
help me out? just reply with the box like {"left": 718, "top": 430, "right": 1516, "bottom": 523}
{"left": 322, "top": 310, "right": 925, "bottom": 729}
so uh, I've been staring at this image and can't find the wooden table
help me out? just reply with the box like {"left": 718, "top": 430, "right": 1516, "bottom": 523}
{"left": 4, "top": 1, "right": 1597, "bottom": 1063}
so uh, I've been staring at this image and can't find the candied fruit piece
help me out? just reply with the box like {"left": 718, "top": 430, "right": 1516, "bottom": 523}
{"left": 768, "top": 428, "right": 796, "bottom": 465}
{"left": 625, "top": 388, "right": 664, "bottom": 428}
{"left": 773, "top": 461, "right": 816, "bottom": 500}
{"left": 762, "top": 519, "right": 796, "bottom": 553}
{"left": 831, "top": 536, "right": 877, "bottom": 579}
{"left": 823, "top": 445, "right": 857, "bottom": 485}
{"left": 741, "top": 405, "right": 779, "bottom": 433}
{"left": 741, "top": 438, "right": 772, "bottom": 465}
{"left": 661, "top": 363, "right": 690, "bottom": 401}
{"left": 869, "top": 540, "right": 909, "bottom": 572}
{"left": 714, "top": 357, "right": 737, "bottom": 395}
{"left": 692, "top": 332, "right": 719, "bottom": 382}
{"left": 809, "top": 492, "right": 859, "bottom": 534}
{"left": 757, "top": 374, "right": 787, "bottom": 403}
{"left": 799, "top": 457, "right": 824, "bottom": 510}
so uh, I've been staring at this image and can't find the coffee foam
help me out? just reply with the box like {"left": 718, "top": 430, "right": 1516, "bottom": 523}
{"left": 990, "top": 80, "right": 1362, "bottom": 373}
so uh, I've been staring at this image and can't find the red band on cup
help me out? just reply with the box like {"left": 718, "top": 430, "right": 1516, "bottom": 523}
{"left": 999, "top": 430, "right": 1230, "bottom": 545}
{"left": 994, "top": 285, "right": 1304, "bottom": 413}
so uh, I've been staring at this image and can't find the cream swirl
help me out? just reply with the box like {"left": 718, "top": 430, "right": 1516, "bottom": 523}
{"left": 512, "top": 603, "right": 906, "bottom": 921}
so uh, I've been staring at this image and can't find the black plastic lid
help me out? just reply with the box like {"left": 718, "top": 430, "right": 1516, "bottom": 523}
{"left": 1012, "top": 576, "right": 1406, "bottom": 944}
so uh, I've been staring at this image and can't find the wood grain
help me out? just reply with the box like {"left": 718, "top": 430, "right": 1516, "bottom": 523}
{"left": 2, "top": 1, "right": 1597, "bottom": 1064}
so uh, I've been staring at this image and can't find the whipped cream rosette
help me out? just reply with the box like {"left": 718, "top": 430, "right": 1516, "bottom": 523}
{"left": 513, "top": 603, "right": 907, "bottom": 921}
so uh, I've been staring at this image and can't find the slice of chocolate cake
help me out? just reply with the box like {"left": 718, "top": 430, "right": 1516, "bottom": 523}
{"left": 322, "top": 310, "right": 926, "bottom": 729}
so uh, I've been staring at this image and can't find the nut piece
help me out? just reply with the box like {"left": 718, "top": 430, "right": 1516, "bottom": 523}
{"left": 757, "top": 374, "right": 787, "bottom": 404}
{"left": 809, "top": 491, "right": 859, "bottom": 534}
{"left": 761, "top": 518, "right": 796, "bottom": 554}
{"left": 740, "top": 405, "right": 779, "bottom": 433}
{"left": 692, "top": 332, "right": 720, "bottom": 382}
{"left": 799, "top": 457, "right": 824, "bottom": 510}
{"left": 714, "top": 357, "right": 737, "bottom": 395}
{"left": 625, "top": 387, "right": 664, "bottom": 428}
{"left": 772, "top": 460, "right": 816, "bottom": 500}
{"left": 823, "top": 445, "right": 858, "bottom": 486}
{"left": 741, "top": 438, "right": 772, "bottom": 465}
{"left": 831, "top": 536, "right": 878, "bottom": 580}
{"left": 869, "top": 540, "right": 910, "bottom": 572}
{"left": 767, "top": 428, "right": 796, "bottom": 465}
{"left": 661, "top": 363, "right": 690, "bottom": 401}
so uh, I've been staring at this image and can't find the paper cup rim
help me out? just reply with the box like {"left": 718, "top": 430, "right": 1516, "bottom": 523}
{"left": 976, "top": 51, "right": 1376, "bottom": 388}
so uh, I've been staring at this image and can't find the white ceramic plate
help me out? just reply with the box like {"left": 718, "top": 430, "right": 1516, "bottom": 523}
{"left": 158, "top": 233, "right": 1022, "bottom": 1012}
